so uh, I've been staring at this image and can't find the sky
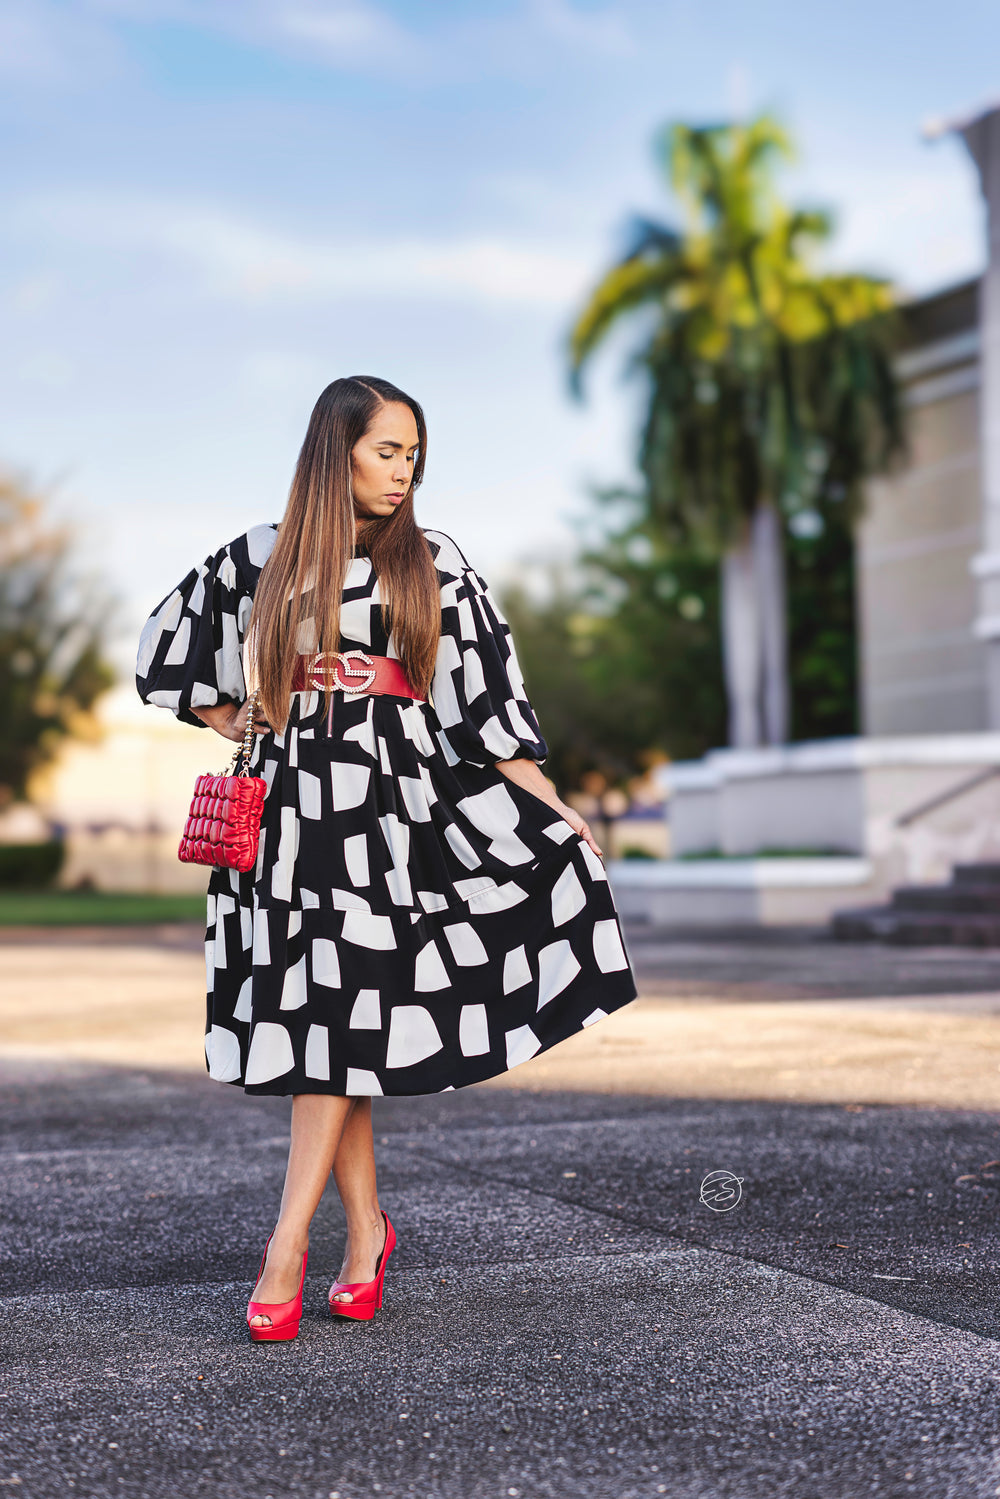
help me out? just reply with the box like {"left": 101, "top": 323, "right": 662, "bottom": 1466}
{"left": 3, "top": 0, "right": 998, "bottom": 678}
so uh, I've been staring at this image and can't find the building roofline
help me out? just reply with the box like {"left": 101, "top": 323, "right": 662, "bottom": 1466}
{"left": 923, "top": 100, "right": 1000, "bottom": 139}
{"left": 898, "top": 276, "right": 979, "bottom": 312}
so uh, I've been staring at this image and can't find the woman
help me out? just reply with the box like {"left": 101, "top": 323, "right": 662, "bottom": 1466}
{"left": 136, "top": 376, "right": 639, "bottom": 1341}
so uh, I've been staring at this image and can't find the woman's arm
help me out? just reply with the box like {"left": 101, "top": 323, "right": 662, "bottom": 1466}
{"left": 494, "top": 756, "right": 604, "bottom": 859}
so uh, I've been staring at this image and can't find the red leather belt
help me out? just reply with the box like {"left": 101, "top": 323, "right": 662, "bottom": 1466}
{"left": 290, "top": 650, "right": 425, "bottom": 701}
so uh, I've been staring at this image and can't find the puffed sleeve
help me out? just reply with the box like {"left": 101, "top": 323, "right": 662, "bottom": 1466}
{"left": 428, "top": 539, "right": 549, "bottom": 769}
{"left": 135, "top": 538, "right": 253, "bottom": 728}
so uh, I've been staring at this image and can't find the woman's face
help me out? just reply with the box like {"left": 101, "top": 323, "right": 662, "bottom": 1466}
{"left": 351, "top": 402, "right": 420, "bottom": 525}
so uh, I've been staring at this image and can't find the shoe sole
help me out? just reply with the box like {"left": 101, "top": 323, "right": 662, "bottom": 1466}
{"left": 328, "top": 1300, "right": 376, "bottom": 1321}
{"left": 248, "top": 1320, "right": 301, "bottom": 1341}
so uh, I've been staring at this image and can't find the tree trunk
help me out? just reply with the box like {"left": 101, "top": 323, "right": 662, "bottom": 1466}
{"left": 752, "top": 500, "right": 789, "bottom": 745}
{"left": 720, "top": 525, "right": 762, "bottom": 748}
{"left": 720, "top": 502, "right": 789, "bottom": 749}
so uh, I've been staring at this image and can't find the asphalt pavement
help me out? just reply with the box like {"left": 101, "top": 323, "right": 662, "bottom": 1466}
{"left": 3, "top": 1018, "right": 1000, "bottom": 1499}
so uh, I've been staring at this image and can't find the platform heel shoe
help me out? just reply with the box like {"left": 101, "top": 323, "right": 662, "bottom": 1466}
{"left": 328, "top": 1210, "right": 396, "bottom": 1321}
{"left": 247, "top": 1234, "right": 308, "bottom": 1342}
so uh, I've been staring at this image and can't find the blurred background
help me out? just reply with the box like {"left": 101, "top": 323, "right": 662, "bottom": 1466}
{"left": 4, "top": 0, "right": 1000, "bottom": 941}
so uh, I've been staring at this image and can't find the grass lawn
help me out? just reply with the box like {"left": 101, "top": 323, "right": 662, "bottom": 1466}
{"left": 0, "top": 890, "right": 207, "bottom": 926}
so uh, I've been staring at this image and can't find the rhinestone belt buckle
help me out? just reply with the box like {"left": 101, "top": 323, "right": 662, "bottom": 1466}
{"left": 308, "top": 649, "right": 377, "bottom": 694}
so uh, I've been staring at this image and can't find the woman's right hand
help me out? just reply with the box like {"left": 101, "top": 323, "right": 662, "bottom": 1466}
{"left": 191, "top": 699, "right": 272, "bottom": 742}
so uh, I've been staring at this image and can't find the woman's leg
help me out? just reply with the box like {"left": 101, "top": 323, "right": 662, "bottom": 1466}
{"left": 330, "top": 1097, "right": 386, "bottom": 1303}
{"left": 249, "top": 1092, "right": 354, "bottom": 1328}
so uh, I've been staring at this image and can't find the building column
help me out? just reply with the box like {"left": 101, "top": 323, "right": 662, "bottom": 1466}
{"left": 958, "top": 107, "right": 1000, "bottom": 726}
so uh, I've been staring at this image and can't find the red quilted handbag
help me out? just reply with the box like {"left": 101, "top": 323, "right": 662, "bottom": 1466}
{"left": 178, "top": 690, "right": 267, "bottom": 872}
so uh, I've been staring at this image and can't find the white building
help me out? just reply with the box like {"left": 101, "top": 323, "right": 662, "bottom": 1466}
{"left": 610, "top": 105, "right": 1000, "bottom": 927}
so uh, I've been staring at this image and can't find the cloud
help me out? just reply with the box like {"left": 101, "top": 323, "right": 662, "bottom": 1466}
{"left": 1, "top": 0, "right": 635, "bottom": 93}
{"left": 523, "top": 0, "right": 636, "bottom": 57}
{"left": 7, "top": 0, "right": 425, "bottom": 80}
{"left": 84, "top": 0, "right": 631, "bottom": 77}
{"left": 15, "top": 190, "right": 595, "bottom": 308}
{"left": 0, "top": 0, "right": 125, "bottom": 83}
{"left": 271, "top": 2, "right": 428, "bottom": 61}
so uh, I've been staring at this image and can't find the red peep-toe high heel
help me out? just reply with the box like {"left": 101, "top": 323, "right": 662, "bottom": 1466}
{"left": 328, "top": 1210, "right": 395, "bottom": 1322}
{"left": 247, "top": 1234, "right": 308, "bottom": 1342}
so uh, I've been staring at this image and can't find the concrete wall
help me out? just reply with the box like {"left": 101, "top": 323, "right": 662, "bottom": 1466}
{"left": 608, "top": 856, "right": 875, "bottom": 928}
{"left": 664, "top": 733, "right": 1000, "bottom": 890}
{"left": 716, "top": 760, "right": 866, "bottom": 856}
{"left": 858, "top": 282, "right": 986, "bottom": 735}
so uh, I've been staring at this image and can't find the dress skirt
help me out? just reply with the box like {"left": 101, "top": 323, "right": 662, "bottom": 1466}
{"left": 136, "top": 522, "right": 640, "bottom": 1096}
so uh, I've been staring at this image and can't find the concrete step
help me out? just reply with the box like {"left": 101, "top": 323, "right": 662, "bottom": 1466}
{"left": 953, "top": 863, "right": 1000, "bottom": 887}
{"left": 832, "top": 905, "right": 1000, "bottom": 946}
{"left": 891, "top": 884, "right": 1000, "bottom": 915}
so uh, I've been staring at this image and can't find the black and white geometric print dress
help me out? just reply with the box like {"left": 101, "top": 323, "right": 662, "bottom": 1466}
{"left": 136, "top": 522, "right": 639, "bottom": 1097}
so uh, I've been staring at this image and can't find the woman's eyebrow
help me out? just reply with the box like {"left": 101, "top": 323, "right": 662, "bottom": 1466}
{"left": 374, "top": 440, "right": 419, "bottom": 451}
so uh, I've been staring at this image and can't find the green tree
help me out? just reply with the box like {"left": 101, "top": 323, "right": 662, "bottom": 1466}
{"left": 570, "top": 114, "right": 904, "bottom": 748}
{"left": 500, "top": 504, "right": 725, "bottom": 788}
{"left": 786, "top": 499, "right": 859, "bottom": 740}
{"left": 573, "top": 491, "right": 727, "bottom": 761}
{"left": 0, "top": 473, "right": 116, "bottom": 807}
{"left": 500, "top": 570, "right": 647, "bottom": 791}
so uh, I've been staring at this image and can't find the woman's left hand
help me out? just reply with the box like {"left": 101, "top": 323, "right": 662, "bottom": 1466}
{"left": 492, "top": 757, "right": 606, "bottom": 860}
{"left": 555, "top": 801, "right": 604, "bottom": 860}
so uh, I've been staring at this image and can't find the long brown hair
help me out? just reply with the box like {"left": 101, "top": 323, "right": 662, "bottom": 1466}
{"left": 245, "top": 376, "right": 441, "bottom": 735}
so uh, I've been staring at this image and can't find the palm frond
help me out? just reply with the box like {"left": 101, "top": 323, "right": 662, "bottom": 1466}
{"left": 620, "top": 214, "right": 682, "bottom": 262}
{"left": 567, "top": 110, "right": 905, "bottom": 546}
{"left": 568, "top": 251, "right": 685, "bottom": 395}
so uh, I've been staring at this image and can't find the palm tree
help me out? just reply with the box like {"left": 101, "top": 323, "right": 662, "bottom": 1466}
{"left": 570, "top": 115, "right": 904, "bottom": 748}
